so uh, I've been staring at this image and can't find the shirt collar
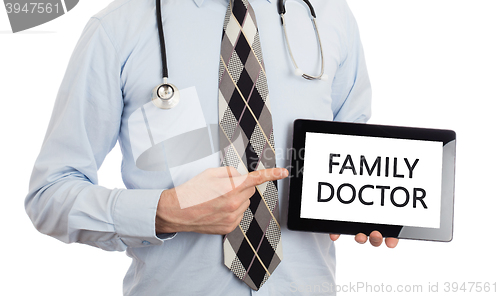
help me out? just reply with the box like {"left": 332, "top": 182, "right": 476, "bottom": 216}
{"left": 193, "top": 0, "right": 271, "bottom": 8}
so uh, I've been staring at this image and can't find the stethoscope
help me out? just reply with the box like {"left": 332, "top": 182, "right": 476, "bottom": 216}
{"left": 278, "top": 0, "right": 326, "bottom": 81}
{"left": 151, "top": 0, "right": 180, "bottom": 109}
{"left": 152, "top": 0, "right": 325, "bottom": 110}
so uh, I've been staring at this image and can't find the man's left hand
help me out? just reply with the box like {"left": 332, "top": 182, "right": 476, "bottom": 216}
{"left": 329, "top": 231, "right": 399, "bottom": 248}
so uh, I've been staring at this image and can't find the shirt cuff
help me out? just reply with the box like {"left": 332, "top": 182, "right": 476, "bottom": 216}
{"left": 113, "top": 189, "right": 176, "bottom": 248}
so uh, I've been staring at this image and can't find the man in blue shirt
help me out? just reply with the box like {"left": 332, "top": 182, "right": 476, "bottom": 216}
{"left": 26, "top": 0, "right": 397, "bottom": 294}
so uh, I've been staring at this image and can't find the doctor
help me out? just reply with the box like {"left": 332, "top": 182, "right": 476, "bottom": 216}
{"left": 26, "top": 0, "right": 397, "bottom": 295}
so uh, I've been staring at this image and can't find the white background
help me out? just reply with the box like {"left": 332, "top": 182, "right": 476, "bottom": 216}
{"left": 1, "top": 0, "right": 499, "bottom": 295}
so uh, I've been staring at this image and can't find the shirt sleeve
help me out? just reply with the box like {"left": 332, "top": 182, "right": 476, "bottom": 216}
{"left": 331, "top": 2, "right": 372, "bottom": 123}
{"left": 25, "top": 17, "right": 172, "bottom": 251}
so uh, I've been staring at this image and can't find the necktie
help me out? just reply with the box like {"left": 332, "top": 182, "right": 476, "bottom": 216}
{"left": 218, "top": 0, "right": 282, "bottom": 291}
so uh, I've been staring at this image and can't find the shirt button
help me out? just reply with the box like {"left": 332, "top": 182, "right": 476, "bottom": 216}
{"left": 142, "top": 240, "right": 151, "bottom": 245}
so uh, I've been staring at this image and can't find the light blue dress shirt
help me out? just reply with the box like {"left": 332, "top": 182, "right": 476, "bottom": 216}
{"left": 26, "top": 0, "right": 371, "bottom": 295}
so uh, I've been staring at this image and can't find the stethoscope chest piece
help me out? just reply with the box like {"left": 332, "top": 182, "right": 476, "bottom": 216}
{"left": 152, "top": 80, "right": 180, "bottom": 109}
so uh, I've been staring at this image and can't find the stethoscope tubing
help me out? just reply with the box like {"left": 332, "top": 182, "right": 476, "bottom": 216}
{"left": 280, "top": 13, "right": 325, "bottom": 80}
{"left": 279, "top": 0, "right": 325, "bottom": 80}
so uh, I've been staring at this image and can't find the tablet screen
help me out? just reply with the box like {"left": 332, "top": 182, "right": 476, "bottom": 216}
{"left": 301, "top": 132, "right": 443, "bottom": 228}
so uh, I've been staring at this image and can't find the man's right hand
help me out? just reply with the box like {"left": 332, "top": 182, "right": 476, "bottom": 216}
{"left": 155, "top": 167, "right": 288, "bottom": 235}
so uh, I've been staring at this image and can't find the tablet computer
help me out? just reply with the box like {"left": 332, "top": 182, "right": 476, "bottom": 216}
{"left": 287, "top": 119, "right": 456, "bottom": 242}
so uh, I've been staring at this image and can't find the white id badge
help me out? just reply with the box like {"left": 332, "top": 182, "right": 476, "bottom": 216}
{"left": 128, "top": 86, "right": 220, "bottom": 189}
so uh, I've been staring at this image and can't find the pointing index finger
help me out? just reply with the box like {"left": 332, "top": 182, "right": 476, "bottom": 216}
{"left": 236, "top": 168, "right": 289, "bottom": 189}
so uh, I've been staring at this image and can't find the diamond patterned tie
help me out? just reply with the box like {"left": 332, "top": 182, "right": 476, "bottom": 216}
{"left": 218, "top": 0, "right": 282, "bottom": 291}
